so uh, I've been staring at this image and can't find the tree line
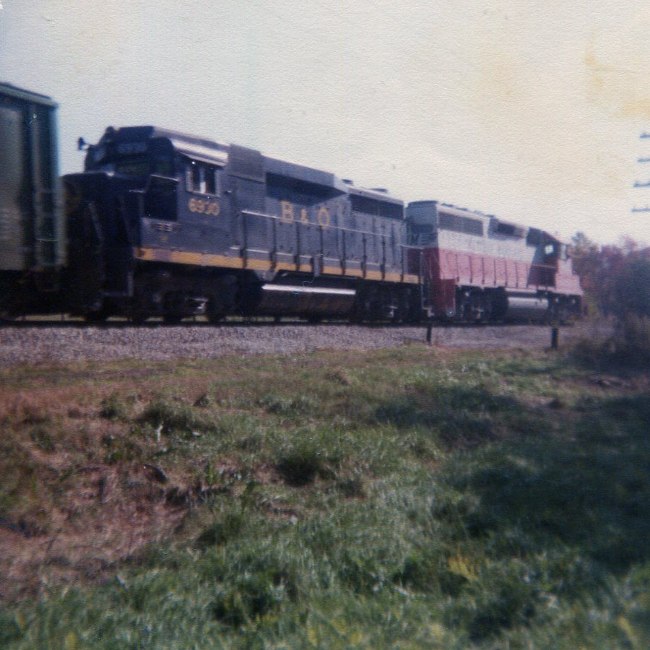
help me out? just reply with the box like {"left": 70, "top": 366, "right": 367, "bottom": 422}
{"left": 571, "top": 233, "right": 650, "bottom": 319}
{"left": 571, "top": 233, "right": 650, "bottom": 363}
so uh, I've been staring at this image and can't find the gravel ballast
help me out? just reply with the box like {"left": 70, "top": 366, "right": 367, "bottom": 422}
{"left": 0, "top": 321, "right": 604, "bottom": 366}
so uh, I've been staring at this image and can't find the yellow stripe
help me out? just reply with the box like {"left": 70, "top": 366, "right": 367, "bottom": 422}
{"left": 135, "top": 247, "right": 276, "bottom": 270}
{"left": 322, "top": 266, "right": 343, "bottom": 276}
{"left": 244, "top": 258, "right": 271, "bottom": 271}
{"left": 135, "top": 247, "right": 251, "bottom": 269}
{"left": 134, "top": 247, "right": 419, "bottom": 284}
{"left": 274, "top": 262, "right": 299, "bottom": 272}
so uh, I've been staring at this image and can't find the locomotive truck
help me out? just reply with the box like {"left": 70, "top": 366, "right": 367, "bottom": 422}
{"left": 0, "top": 82, "right": 582, "bottom": 323}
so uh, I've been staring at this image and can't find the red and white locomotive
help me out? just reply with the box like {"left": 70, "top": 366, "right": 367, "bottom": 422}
{"left": 407, "top": 201, "right": 582, "bottom": 322}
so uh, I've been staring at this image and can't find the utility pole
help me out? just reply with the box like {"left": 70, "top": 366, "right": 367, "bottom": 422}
{"left": 633, "top": 133, "right": 650, "bottom": 213}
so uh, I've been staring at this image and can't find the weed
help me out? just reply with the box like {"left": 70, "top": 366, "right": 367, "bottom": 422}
{"left": 102, "top": 435, "right": 144, "bottom": 464}
{"left": 236, "top": 434, "right": 262, "bottom": 451}
{"left": 28, "top": 424, "right": 55, "bottom": 453}
{"left": 275, "top": 450, "right": 332, "bottom": 486}
{"left": 99, "top": 392, "right": 135, "bottom": 421}
{"left": 453, "top": 562, "right": 540, "bottom": 642}
{"left": 196, "top": 509, "right": 247, "bottom": 549}
{"left": 0, "top": 611, "right": 23, "bottom": 646}
{"left": 193, "top": 393, "right": 212, "bottom": 408}
{"left": 335, "top": 476, "right": 366, "bottom": 498}
{"left": 257, "top": 394, "right": 317, "bottom": 417}
{"left": 140, "top": 399, "right": 221, "bottom": 436}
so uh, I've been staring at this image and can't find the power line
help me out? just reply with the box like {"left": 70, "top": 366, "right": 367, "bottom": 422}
{"left": 632, "top": 131, "right": 650, "bottom": 212}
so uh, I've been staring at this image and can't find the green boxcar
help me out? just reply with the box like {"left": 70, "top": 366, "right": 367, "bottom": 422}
{"left": 0, "top": 82, "right": 64, "bottom": 270}
{"left": 0, "top": 82, "right": 64, "bottom": 313}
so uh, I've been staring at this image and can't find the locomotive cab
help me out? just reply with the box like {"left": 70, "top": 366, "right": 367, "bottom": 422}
{"left": 84, "top": 128, "right": 175, "bottom": 179}
{"left": 65, "top": 126, "right": 238, "bottom": 320}
{"left": 83, "top": 130, "right": 180, "bottom": 225}
{"left": 64, "top": 127, "right": 180, "bottom": 319}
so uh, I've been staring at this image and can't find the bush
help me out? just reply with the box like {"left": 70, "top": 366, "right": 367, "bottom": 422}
{"left": 571, "top": 233, "right": 650, "bottom": 322}
{"left": 612, "top": 314, "right": 650, "bottom": 365}
{"left": 572, "top": 314, "right": 650, "bottom": 368}
{"left": 611, "top": 257, "right": 650, "bottom": 319}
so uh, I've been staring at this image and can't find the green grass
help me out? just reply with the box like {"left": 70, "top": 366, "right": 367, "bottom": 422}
{"left": 1, "top": 346, "right": 649, "bottom": 648}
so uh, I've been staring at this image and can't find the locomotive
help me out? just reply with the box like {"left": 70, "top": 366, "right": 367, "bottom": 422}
{"left": 407, "top": 202, "right": 582, "bottom": 323}
{"left": 0, "top": 82, "right": 582, "bottom": 323}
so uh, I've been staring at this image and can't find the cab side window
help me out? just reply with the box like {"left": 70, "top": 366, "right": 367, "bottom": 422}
{"left": 185, "top": 160, "right": 220, "bottom": 196}
{"left": 192, "top": 164, "right": 201, "bottom": 191}
{"left": 204, "top": 167, "right": 217, "bottom": 195}
{"left": 144, "top": 176, "right": 178, "bottom": 221}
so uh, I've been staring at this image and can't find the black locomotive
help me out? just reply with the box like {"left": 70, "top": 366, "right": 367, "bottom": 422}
{"left": 63, "top": 125, "right": 421, "bottom": 323}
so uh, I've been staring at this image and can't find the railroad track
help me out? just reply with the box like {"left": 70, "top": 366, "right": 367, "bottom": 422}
{"left": 0, "top": 321, "right": 605, "bottom": 368}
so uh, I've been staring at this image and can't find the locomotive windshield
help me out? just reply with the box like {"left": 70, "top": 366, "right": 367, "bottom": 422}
{"left": 116, "top": 156, "right": 173, "bottom": 177}
{"left": 87, "top": 152, "right": 173, "bottom": 177}
{"left": 408, "top": 224, "right": 435, "bottom": 245}
{"left": 86, "top": 138, "right": 174, "bottom": 178}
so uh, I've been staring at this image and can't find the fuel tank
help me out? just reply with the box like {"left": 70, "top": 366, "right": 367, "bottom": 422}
{"left": 505, "top": 295, "right": 550, "bottom": 321}
{"left": 253, "top": 283, "right": 356, "bottom": 318}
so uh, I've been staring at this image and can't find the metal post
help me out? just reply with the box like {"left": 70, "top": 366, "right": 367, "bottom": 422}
{"left": 551, "top": 326, "right": 559, "bottom": 350}
{"left": 426, "top": 322, "right": 433, "bottom": 345}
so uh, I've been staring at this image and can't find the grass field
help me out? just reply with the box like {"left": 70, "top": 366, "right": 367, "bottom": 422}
{"left": 0, "top": 343, "right": 649, "bottom": 649}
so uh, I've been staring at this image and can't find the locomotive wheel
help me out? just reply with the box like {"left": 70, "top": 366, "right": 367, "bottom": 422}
{"left": 206, "top": 293, "right": 229, "bottom": 324}
{"left": 84, "top": 310, "right": 109, "bottom": 323}
{"left": 0, "top": 306, "right": 17, "bottom": 323}
{"left": 489, "top": 290, "right": 508, "bottom": 322}
{"left": 207, "top": 312, "right": 225, "bottom": 324}
{"left": 0, "top": 291, "right": 19, "bottom": 323}
{"left": 130, "top": 313, "right": 149, "bottom": 325}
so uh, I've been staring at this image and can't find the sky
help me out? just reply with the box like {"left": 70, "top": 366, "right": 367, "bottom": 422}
{"left": 2, "top": 0, "right": 650, "bottom": 246}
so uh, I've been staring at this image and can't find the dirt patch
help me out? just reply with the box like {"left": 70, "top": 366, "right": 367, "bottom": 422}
{"left": 0, "top": 462, "right": 188, "bottom": 603}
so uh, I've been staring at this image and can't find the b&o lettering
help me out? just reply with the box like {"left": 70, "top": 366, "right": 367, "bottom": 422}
{"left": 317, "top": 206, "right": 330, "bottom": 228}
{"left": 281, "top": 200, "right": 294, "bottom": 223}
